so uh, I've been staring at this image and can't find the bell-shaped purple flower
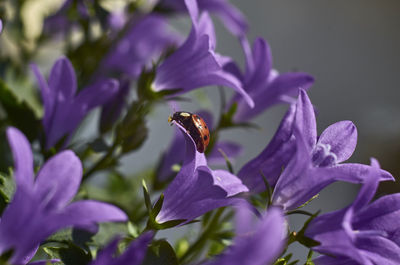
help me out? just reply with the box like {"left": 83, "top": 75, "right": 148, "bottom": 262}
{"left": 271, "top": 90, "right": 394, "bottom": 210}
{"left": 227, "top": 37, "right": 314, "bottom": 122}
{"left": 152, "top": 0, "right": 254, "bottom": 108}
{"left": 0, "top": 127, "right": 127, "bottom": 264}
{"left": 155, "top": 122, "right": 248, "bottom": 224}
{"left": 31, "top": 57, "right": 119, "bottom": 149}
{"left": 203, "top": 206, "right": 286, "bottom": 265}
{"left": 90, "top": 232, "right": 153, "bottom": 265}
{"left": 305, "top": 159, "right": 400, "bottom": 265}
{"left": 102, "top": 14, "right": 181, "bottom": 78}
{"left": 158, "top": 0, "right": 248, "bottom": 36}
{"left": 157, "top": 109, "right": 242, "bottom": 183}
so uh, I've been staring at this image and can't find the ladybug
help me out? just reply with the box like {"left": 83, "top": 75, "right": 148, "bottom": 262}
{"left": 168, "top": 111, "right": 210, "bottom": 153}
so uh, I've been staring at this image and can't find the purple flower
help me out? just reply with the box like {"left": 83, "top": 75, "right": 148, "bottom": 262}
{"left": 31, "top": 57, "right": 119, "bottom": 149}
{"left": 203, "top": 206, "right": 286, "bottom": 265}
{"left": 0, "top": 127, "right": 127, "bottom": 264}
{"left": 305, "top": 159, "right": 400, "bottom": 265}
{"left": 227, "top": 37, "right": 314, "bottom": 123}
{"left": 152, "top": 0, "right": 254, "bottom": 108}
{"left": 271, "top": 90, "right": 394, "bottom": 210}
{"left": 157, "top": 109, "right": 242, "bottom": 183}
{"left": 0, "top": 19, "right": 3, "bottom": 34}
{"left": 102, "top": 14, "right": 181, "bottom": 78}
{"left": 90, "top": 232, "right": 152, "bottom": 265}
{"left": 44, "top": 0, "right": 91, "bottom": 35}
{"left": 155, "top": 122, "right": 248, "bottom": 224}
{"left": 159, "top": 0, "right": 248, "bottom": 36}
{"left": 237, "top": 104, "right": 297, "bottom": 192}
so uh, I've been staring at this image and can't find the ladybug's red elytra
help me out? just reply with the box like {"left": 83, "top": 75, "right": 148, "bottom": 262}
{"left": 168, "top": 111, "right": 210, "bottom": 153}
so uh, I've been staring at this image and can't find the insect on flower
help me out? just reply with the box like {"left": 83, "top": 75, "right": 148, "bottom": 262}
{"left": 168, "top": 111, "right": 210, "bottom": 153}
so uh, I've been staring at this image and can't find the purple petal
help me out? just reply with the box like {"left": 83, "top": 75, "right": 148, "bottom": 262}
{"left": 48, "top": 56, "right": 77, "bottom": 100}
{"left": 56, "top": 200, "right": 127, "bottom": 229}
{"left": 34, "top": 150, "right": 82, "bottom": 210}
{"left": 212, "top": 169, "right": 248, "bottom": 196}
{"left": 354, "top": 193, "right": 400, "bottom": 237}
{"left": 295, "top": 89, "right": 317, "bottom": 149}
{"left": 185, "top": 0, "right": 199, "bottom": 25}
{"left": 356, "top": 236, "right": 400, "bottom": 265}
{"left": 318, "top": 121, "right": 358, "bottom": 163}
{"left": 314, "top": 255, "right": 362, "bottom": 265}
{"left": 6, "top": 127, "right": 34, "bottom": 188}
{"left": 198, "top": 0, "right": 248, "bottom": 37}
{"left": 31, "top": 63, "right": 54, "bottom": 131}
{"left": 319, "top": 162, "right": 394, "bottom": 184}
{"left": 238, "top": 105, "right": 296, "bottom": 191}
{"left": 244, "top": 38, "right": 272, "bottom": 90}
{"left": 198, "top": 12, "right": 216, "bottom": 49}
{"left": 206, "top": 207, "right": 286, "bottom": 265}
{"left": 0, "top": 19, "right": 2, "bottom": 33}
{"left": 157, "top": 166, "right": 246, "bottom": 223}
{"left": 75, "top": 79, "right": 119, "bottom": 111}
{"left": 103, "top": 15, "right": 180, "bottom": 78}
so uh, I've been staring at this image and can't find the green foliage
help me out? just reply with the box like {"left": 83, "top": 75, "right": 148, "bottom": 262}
{"left": 0, "top": 171, "right": 15, "bottom": 215}
{"left": 142, "top": 240, "right": 178, "bottom": 265}
{"left": 0, "top": 79, "right": 39, "bottom": 141}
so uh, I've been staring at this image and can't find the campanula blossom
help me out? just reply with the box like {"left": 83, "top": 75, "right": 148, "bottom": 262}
{"left": 102, "top": 15, "right": 181, "bottom": 78}
{"left": 158, "top": 0, "right": 248, "bottom": 36}
{"left": 271, "top": 90, "right": 394, "bottom": 210}
{"left": 227, "top": 37, "right": 314, "bottom": 123}
{"left": 306, "top": 159, "right": 400, "bottom": 265}
{"left": 152, "top": 0, "right": 254, "bottom": 108}
{"left": 0, "top": 127, "right": 127, "bottom": 265}
{"left": 157, "top": 109, "right": 242, "bottom": 183}
{"left": 204, "top": 206, "right": 286, "bottom": 265}
{"left": 31, "top": 57, "right": 119, "bottom": 149}
{"left": 155, "top": 122, "right": 248, "bottom": 224}
{"left": 90, "top": 232, "right": 152, "bottom": 265}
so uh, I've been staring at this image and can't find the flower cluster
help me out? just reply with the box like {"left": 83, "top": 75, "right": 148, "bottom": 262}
{"left": 0, "top": 0, "right": 398, "bottom": 265}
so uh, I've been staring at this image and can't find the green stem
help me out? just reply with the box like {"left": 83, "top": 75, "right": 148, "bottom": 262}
{"left": 82, "top": 143, "right": 118, "bottom": 182}
{"left": 179, "top": 208, "right": 225, "bottom": 264}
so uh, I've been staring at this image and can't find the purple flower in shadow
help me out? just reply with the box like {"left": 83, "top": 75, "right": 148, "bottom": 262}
{"left": 227, "top": 37, "right": 314, "bottom": 123}
{"left": 90, "top": 232, "right": 153, "bottom": 265}
{"left": 102, "top": 14, "right": 181, "bottom": 78}
{"left": 0, "top": 127, "right": 127, "bottom": 264}
{"left": 159, "top": 0, "right": 248, "bottom": 36}
{"left": 306, "top": 159, "right": 400, "bottom": 265}
{"left": 203, "top": 205, "right": 286, "bottom": 265}
{"left": 271, "top": 90, "right": 394, "bottom": 210}
{"left": 152, "top": 0, "right": 254, "bottom": 108}
{"left": 31, "top": 57, "right": 119, "bottom": 149}
{"left": 155, "top": 122, "right": 248, "bottom": 224}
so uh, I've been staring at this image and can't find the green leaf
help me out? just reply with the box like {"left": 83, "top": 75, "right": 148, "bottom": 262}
{"left": 217, "top": 148, "right": 234, "bottom": 174}
{"left": 44, "top": 244, "right": 91, "bottom": 265}
{"left": 0, "top": 171, "right": 15, "bottom": 215}
{"left": 0, "top": 79, "right": 39, "bottom": 140}
{"left": 150, "top": 193, "right": 164, "bottom": 219}
{"left": 142, "top": 179, "right": 152, "bottom": 215}
{"left": 142, "top": 240, "right": 178, "bottom": 265}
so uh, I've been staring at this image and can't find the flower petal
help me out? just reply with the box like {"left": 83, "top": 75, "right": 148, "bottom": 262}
{"left": 295, "top": 89, "right": 317, "bottom": 149}
{"left": 318, "top": 121, "right": 357, "bottom": 163}
{"left": 198, "top": 0, "right": 248, "bottom": 37}
{"left": 34, "top": 150, "right": 82, "bottom": 210}
{"left": 48, "top": 56, "right": 77, "bottom": 100}
{"left": 56, "top": 200, "right": 127, "bottom": 229}
{"left": 6, "top": 127, "right": 34, "bottom": 188}
{"left": 238, "top": 105, "right": 296, "bottom": 191}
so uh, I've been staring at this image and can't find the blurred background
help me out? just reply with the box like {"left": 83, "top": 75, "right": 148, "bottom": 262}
{"left": 1, "top": 0, "right": 400, "bottom": 262}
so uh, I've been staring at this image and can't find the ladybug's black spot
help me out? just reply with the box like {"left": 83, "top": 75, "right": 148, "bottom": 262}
{"left": 204, "top": 126, "right": 207, "bottom": 129}
{"left": 203, "top": 135, "right": 208, "bottom": 140}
